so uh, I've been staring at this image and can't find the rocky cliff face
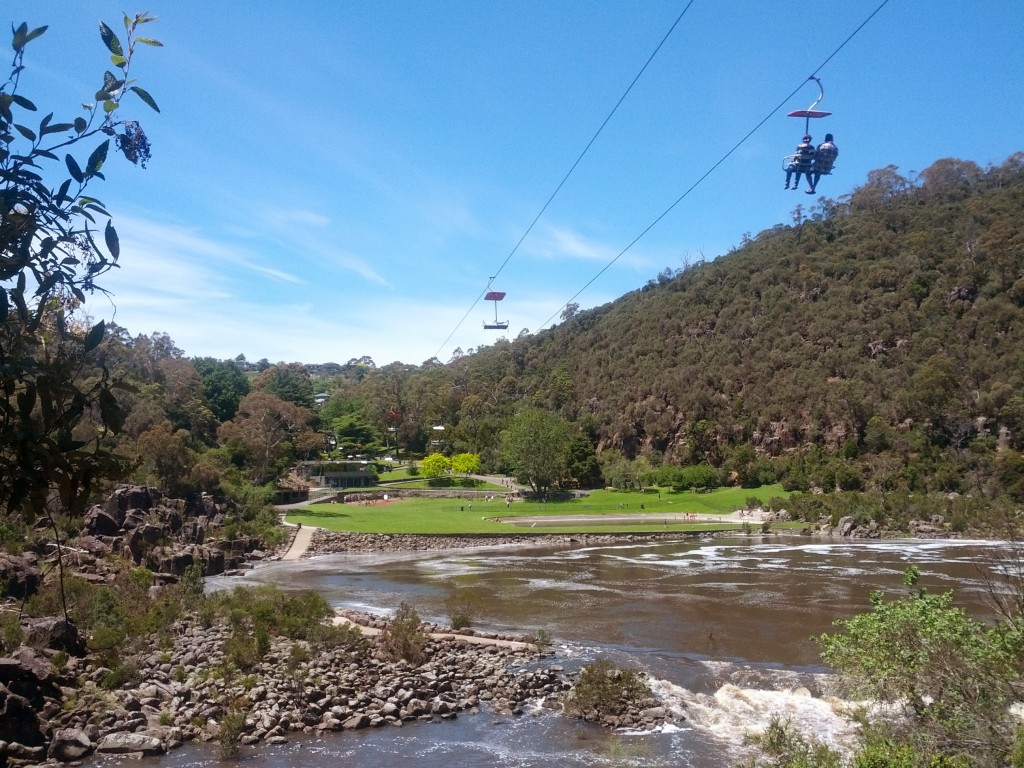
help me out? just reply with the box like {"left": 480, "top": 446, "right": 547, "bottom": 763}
{"left": 79, "top": 486, "right": 267, "bottom": 578}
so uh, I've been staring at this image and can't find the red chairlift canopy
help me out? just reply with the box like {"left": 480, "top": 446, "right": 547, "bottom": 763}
{"left": 786, "top": 109, "right": 831, "bottom": 119}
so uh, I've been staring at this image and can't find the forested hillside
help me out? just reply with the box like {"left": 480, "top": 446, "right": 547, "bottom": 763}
{"left": 338, "top": 154, "right": 1024, "bottom": 511}
{"left": 6, "top": 152, "right": 1023, "bottom": 541}
{"left": 482, "top": 156, "right": 1024, "bottom": 461}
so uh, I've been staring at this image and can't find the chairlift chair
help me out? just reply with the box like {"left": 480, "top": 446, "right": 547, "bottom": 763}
{"left": 483, "top": 290, "right": 509, "bottom": 330}
{"left": 783, "top": 76, "right": 836, "bottom": 173}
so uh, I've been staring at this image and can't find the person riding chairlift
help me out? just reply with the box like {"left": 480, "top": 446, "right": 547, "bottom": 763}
{"left": 784, "top": 134, "right": 815, "bottom": 191}
{"left": 808, "top": 133, "right": 838, "bottom": 194}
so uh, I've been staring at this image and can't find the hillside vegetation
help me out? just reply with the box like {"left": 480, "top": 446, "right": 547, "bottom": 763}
{"left": 4, "top": 154, "right": 1023, "bottom": 553}
{"left": 317, "top": 155, "right": 1024, "bottom": 521}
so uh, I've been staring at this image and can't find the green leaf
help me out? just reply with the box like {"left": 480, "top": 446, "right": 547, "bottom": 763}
{"left": 41, "top": 122, "right": 75, "bottom": 136}
{"left": 98, "top": 388, "right": 124, "bottom": 434}
{"left": 104, "top": 220, "right": 120, "bottom": 260}
{"left": 102, "top": 71, "right": 123, "bottom": 94}
{"left": 55, "top": 178, "right": 72, "bottom": 205}
{"left": 65, "top": 154, "right": 84, "bottom": 183}
{"left": 109, "top": 54, "right": 127, "bottom": 68}
{"left": 103, "top": 100, "right": 119, "bottom": 114}
{"left": 25, "top": 25, "right": 48, "bottom": 44}
{"left": 84, "top": 319, "right": 106, "bottom": 352}
{"left": 135, "top": 37, "right": 163, "bottom": 47}
{"left": 98, "top": 21, "right": 124, "bottom": 57}
{"left": 11, "top": 94, "right": 37, "bottom": 110}
{"left": 17, "top": 384, "right": 37, "bottom": 418}
{"left": 13, "top": 124, "right": 36, "bottom": 141}
{"left": 86, "top": 139, "right": 109, "bottom": 176}
{"left": 12, "top": 22, "right": 27, "bottom": 52}
{"left": 130, "top": 86, "right": 160, "bottom": 113}
{"left": 73, "top": 117, "right": 87, "bottom": 134}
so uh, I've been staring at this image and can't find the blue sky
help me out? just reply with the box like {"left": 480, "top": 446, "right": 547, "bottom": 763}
{"left": 14, "top": 1, "right": 1024, "bottom": 366}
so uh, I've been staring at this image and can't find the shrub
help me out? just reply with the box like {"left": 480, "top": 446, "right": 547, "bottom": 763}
{"left": 205, "top": 584, "right": 332, "bottom": 645}
{"left": 818, "top": 568, "right": 1024, "bottom": 766}
{"left": 567, "top": 659, "right": 649, "bottom": 721}
{"left": 444, "top": 589, "right": 480, "bottom": 630}
{"left": 308, "top": 621, "right": 368, "bottom": 654}
{"left": 739, "top": 716, "right": 843, "bottom": 768}
{"left": 526, "top": 628, "right": 553, "bottom": 650}
{"left": 100, "top": 663, "right": 138, "bottom": 690}
{"left": 216, "top": 705, "right": 247, "bottom": 760}
{"left": 0, "top": 612, "right": 23, "bottom": 653}
{"left": 0, "top": 520, "right": 26, "bottom": 555}
{"left": 287, "top": 642, "right": 310, "bottom": 667}
{"left": 379, "top": 602, "right": 428, "bottom": 664}
{"left": 671, "top": 463, "right": 722, "bottom": 492}
{"left": 179, "top": 563, "right": 205, "bottom": 603}
{"left": 223, "top": 628, "right": 264, "bottom": 671}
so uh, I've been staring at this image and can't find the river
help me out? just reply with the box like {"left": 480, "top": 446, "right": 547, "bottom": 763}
{"left": 163, "top": 535, "right": 1009, "bottom": 767}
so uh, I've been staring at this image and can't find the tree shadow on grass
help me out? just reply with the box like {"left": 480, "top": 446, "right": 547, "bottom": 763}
{"left": 293, "top": 509, "right": 352, "bottom": 520}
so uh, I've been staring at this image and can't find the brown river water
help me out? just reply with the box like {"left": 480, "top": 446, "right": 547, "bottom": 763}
{"left": 123, "top": 535, "right": 1010, "bottom": 768}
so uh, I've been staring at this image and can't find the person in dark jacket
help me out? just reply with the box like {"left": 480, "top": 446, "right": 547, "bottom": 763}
{"left": 785, "top": 135, "right": 815, "bottom": 191}
{"left": 808, "top": 133, "right": 838, "bottom": 194}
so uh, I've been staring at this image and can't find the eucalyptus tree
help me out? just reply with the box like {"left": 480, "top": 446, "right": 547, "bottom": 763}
{"left": 0, "top": 15, "right": 161, "bottom": 620}
{"left": 500, "top": 407, "right": 572, "bottom": 495}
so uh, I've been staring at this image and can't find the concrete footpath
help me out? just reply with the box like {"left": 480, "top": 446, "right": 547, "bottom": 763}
{"left": 280, "top": 523, "right": 315, "bottom": 560}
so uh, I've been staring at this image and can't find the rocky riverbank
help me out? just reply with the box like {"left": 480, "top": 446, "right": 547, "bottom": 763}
{"left": 2, "top": 605, "right": 681, "bottom": 767}
{"left": 303, "top": 530, "right": 708, "bottom": 557}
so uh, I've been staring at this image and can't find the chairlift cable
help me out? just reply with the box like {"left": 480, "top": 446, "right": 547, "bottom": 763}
{"left": 539, "top": 0, "right": 892, "bottom": 329}
{"left": 432, "top": 1, "right": 697, "bottom": 360}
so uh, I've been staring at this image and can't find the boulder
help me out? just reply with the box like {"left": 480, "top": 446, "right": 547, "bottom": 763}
{"left": 75, "top": 535, "right": 112, "bottom": 556}
{"left": 4, "top": 647, "right": 60, "bottom": 700}
{"left": 123, "top": 509, "right": 149, "bottom": 531}
{"left": 48, "top": 728, "right": 94, "bottom": 761}
{"left": 96, "top": 732, "right": 166, "bottom": 755}
{"left": 0, "top": 683, "right": 50, "bottom": 747}
{"left": 20, "top": 617, "right": 87, "bottom": 657}
{"left": 84, "top": 507, "right": 122, "bottom": 537}
{"left": 126, "top": 524, "right": 165, "bottom": 562}
{"left": 0, "top": 553, "right": 42, "bottom": 599}
{"left": 342, "top": 714, "right": 370, "bottom": 730}
{"left": 165, "top": 508, "right": 183, "bottom": 534}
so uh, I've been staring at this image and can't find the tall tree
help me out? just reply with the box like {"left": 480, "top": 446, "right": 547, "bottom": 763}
{"left": 501, "top": 407, "right": 571, "bottom": 494}
{"left": 217, "top": 391, "right": 320, "bottom": 484}
{"left": 0, "top": 15, "right": 161, "bottom": 621}
{"left": 451, "top": 452, "right": 481, "bottom": 478}
{"left": 254, "top": 363, "right": 314, "bottom": 409}
{"left": 193, "top": 356, "right": 250, "bottom": 422}
{"left": 420, "top": 453, "right": 450, "bottom": 479}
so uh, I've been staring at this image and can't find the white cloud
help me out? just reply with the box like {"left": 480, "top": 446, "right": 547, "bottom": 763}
{"left": 261, "top": 207, "right": 332, "bottom": 229}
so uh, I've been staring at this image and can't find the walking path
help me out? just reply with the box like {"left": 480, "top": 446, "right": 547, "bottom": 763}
{"left": 280, "top": 523, "right": 315, "bottom": 561}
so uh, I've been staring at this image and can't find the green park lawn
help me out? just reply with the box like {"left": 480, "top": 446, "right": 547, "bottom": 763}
{"left": 285, "top": 484, "right": 794, "bottom": 535}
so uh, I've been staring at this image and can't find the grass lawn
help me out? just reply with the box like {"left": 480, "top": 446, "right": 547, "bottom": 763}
{"left": 284, "top": 484, "right": 794, "bottom": 535}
